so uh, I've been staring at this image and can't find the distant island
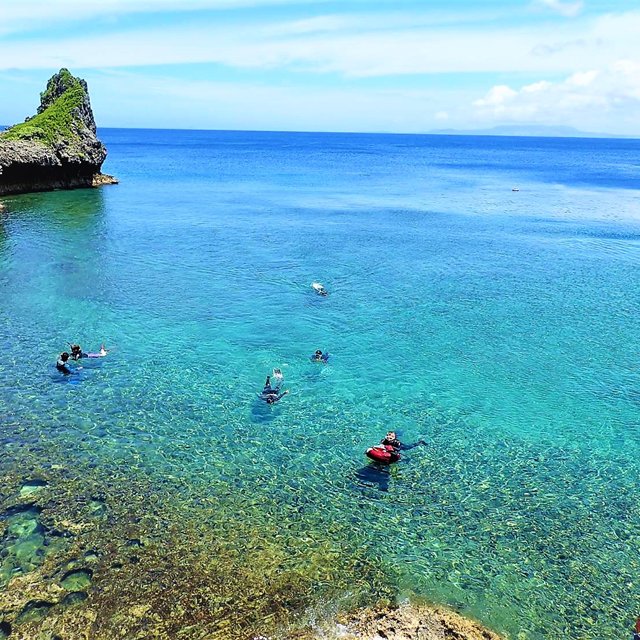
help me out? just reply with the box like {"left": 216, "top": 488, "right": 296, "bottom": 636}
{"left": 0, "top": 69, "right": 116, "bottom": 197}
{"left": 429, "top": 124, "right": 626, "bottom": 139}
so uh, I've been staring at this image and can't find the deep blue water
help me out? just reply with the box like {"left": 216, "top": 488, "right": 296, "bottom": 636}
{"left": 2, "top": 129, "right": 640, "bottom": 639}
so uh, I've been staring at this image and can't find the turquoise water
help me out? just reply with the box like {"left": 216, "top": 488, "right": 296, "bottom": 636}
{"left": 2, "top": 130, "right": 640, "bottom": 638}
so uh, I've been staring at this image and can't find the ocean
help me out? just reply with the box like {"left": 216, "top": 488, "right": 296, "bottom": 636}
{"left": 1, "top": 129, "right": 640, "bottom": 639}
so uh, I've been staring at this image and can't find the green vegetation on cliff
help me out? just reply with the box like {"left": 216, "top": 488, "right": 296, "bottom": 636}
{"left": 1, "top": 69, "right": 86, "bottom": 146}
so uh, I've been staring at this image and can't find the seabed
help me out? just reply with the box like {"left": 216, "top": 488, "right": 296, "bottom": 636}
{"left": 0, "top": 425, "right": 395, "bottom": 640}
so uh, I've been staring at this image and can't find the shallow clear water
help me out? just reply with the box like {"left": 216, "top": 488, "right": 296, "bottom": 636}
{"left": 2, "top": 130, "right": 640, "bottom": 639}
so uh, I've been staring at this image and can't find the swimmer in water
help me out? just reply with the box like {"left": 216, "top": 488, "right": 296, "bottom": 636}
{"left": 56, "top": 352, "right": 72, "bottom": 375}
{"left": 380, "top": 431, "right": 427, "bottom": 452}
{"left": 266, "top": 390, "right": 289, "bottom": 404}
{"left": 70, "top": 343, "right": 108, "bottom": 358}
{"left": 260, "top": 374, "right": 289, "bottom": 404}
{"left": 311, "top": 282, "right": 328, "bottom": 297}
{"left": 311, "top": 349, "right": 329, "bottom": 362}
{"left": 69, "top": 344, "right": 87, "bottom": 360}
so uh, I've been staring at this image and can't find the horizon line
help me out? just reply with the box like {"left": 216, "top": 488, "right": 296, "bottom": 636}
{"left": 1, "top": 124, "right": 637, "bottom": 141}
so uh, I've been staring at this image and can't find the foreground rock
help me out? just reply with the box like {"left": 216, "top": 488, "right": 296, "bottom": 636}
{"left": 0, "top": 69, "right": 116, "bottom": 196}
{"left": 327, "top": 603, "right": 502, "bottom": 640}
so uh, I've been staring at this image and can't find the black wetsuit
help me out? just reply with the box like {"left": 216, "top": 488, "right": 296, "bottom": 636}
{"left": 265, "top": 392, "right": 287, "bottom": 404}
{"left": 56, "top": 358, "right": 71, "bottom": 374}
{"left": 381, "top": 436, "right": 401, "bottom": 450}
{"left": 381, "top": 437, "right": 425, "bottom": 451}
{"left": 261, "top": 375, "right": 283, "bottom": 402}
{"left": 262, "top": 383, "right": 280, "bottom": 395}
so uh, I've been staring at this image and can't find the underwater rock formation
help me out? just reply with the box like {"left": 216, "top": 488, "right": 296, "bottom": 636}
{"left": 0, "top": 69, "right": 117, "bottom": 196}
{"left": 0, "top": 438, "right": 501, "bottom": 640}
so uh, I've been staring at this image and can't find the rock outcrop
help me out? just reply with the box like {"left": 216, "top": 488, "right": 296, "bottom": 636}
{"left": 324, "top": 603, "right": 503, "bottom": 640}
{"left": 0, "top": 69, "right": 117, "bottom": 196}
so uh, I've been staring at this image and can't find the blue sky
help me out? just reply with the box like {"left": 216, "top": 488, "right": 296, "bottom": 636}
{"left": 0, "top": 0, "right": 639, "bottom": 134}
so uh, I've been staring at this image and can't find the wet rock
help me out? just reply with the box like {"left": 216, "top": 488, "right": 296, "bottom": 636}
{"left": 92, "top": 173, "right": 118, "bottom": 187}
{"left": 331, "top": 603, "right": 503, "bottom": 640}
{"left": 0, "top": 621, "right": 11, "bottom": 639}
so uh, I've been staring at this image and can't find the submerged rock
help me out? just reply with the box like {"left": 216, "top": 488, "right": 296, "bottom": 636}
{"left": 19, "top": 479, "right": 48, "bottom": 498}
{"left": 0, "top": 69, "right": 116, "bottom": 196}
{"left": 60, "top": 568, "right": 92, "bottom": 591}
{"left": 0, "top": 505, "right": 47, "bottom": 587}
{"left": 15, "top": 600, "right": 54, "bottom": 625}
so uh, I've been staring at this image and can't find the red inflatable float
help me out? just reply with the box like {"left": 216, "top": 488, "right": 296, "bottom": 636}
{"left": 365, "top": 444, "right": 401, "bottom": 464}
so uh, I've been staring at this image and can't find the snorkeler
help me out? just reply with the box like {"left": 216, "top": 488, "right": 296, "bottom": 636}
{"left": 381, "top": 431, "right": 401, "bottom": 451}
{"left": 381, "top": 431, "right": 427, "bottom": 452}
{"left": 262, "top": 375, "right": 275, "bottom": 394}
{"left": 311, "top": 282, "right": 328, "bottom": 297}
{"left": 311, "top": 349, "right": 329, "bottom": 362}
{"left": 266, "top": 390, "right": 289, "bottom": 404}
{"left": 69, "top": 343, "right": 108, "bottom": 359}
{"left": 68, "top": 343, "right": 87, "bottom": 360}
{"left": 56, "top": 352, "right": 72, "bottom": 375}
{"left": 260, "top": 374, "right": 289, "bottom": 404}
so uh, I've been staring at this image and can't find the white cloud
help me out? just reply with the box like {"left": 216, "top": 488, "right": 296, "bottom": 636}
{"left": 536, "top": 0, "right": 584, "bottom": 18}
{"left": 472, "top": 59, "right": 640, "bottom": 131}
{"left": 0, "top": 8, "right": 639, "bottom": 77}
{"left": 474, "top": 85, "right": 518, "bottom": 109}
{"left": 2, "top": 3, "right": 640, "bottom": 134}
{"left": 0, "top": 0, "right": 327, "bottom": 35}
{"left": 566, "top": 70, "right": 598, "bottom": 86}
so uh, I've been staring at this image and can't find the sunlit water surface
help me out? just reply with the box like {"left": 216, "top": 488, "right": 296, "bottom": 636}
{"left": 2, "top": 130, "right": 640, "bottom": 639}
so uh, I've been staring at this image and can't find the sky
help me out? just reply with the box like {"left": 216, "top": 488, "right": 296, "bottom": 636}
{"left": 0, "top": 0, "right": 639, "bottom": 134}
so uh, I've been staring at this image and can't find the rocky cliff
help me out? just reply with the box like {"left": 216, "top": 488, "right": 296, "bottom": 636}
{"left": 0, "top": 69, "right": 117, "bottom": 196}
